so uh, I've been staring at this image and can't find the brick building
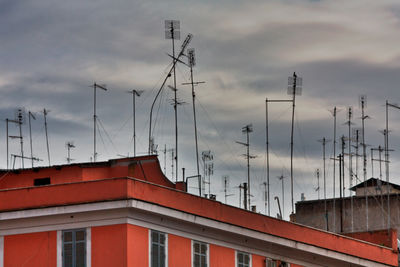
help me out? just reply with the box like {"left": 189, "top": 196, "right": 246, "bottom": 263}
{"left": 0, "top": 156, "right": 397, "bottom": 266}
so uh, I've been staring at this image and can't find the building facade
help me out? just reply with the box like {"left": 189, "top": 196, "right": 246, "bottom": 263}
{"left": 0, "top": 156, "right": 397, "bottom": 267}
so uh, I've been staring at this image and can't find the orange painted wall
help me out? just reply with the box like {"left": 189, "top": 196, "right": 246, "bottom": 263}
{"left": 168, "top": 234, "right": 191, "bottom": 267}
{"left": 4, "top": 231, "right": 56, "bottom": 267}
{"left": 252, "top": 254, "right": 265, "bottom": 267}
{"left": 127, "top": 224, "right": 149, "bottom": 267}
{"left": 210, "top": 244, "right": 235, "bottom": 267}
{"left": 92, "top": 224, "right": 127, "bottom": 267}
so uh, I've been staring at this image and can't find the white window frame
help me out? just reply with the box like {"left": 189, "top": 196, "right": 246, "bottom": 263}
{"left": 57, "top": 227, "right": 91, "bottom": 267}
{"left": 191, "top": 240, "right": 209, "bottom": 267}
{"left": 235, "top": 250, "right": 251, "bottom": 267}
{"left": 0, "top": 236, "right": 3, "bottom": 267}
{"left": 149, "top": 229, "right": 168, "bottom": 267}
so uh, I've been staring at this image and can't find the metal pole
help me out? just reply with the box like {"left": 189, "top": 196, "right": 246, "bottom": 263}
{"left": 323, "top": 138, "right": 328, "bottom": 230}
{"left": 133, "top": 91, "right": 136, "bottom": 157}
{"left": 94, "top": 84, "right": 96, "bottom": 162}
{"left": 44, "top": 109, "right": 50, "bottom": 166}
{"left": 29, "top": 112, "right": 34, "bottom": 168}
{"left": 190, "top": 65, "right": 201, "bottom": 193}
{"left": 385, "top": 101, "right": 390, "bottom": 229}
{"left": 333, "top": 106, "right": 337, "bottom": 232}
{"left": 361, "top": 99, "right": 368, "bottom": 231}
{"left": 347, "top": 107, "right": 354, "bottom": 232}
{"left": 6, "top": 119, "right": 8, "bottom": 170}
{"left": 266, "top": 98, "right": 270, "bottom": 216}
{"left": 171, "top": 26, "right": 179, "bottom": 182}
{"left": 290, "top": 73, "right": 297, "bottom": 214}
{"left": 18, "top": 114, "right": 24, "bottom": 169}
{"left": 247, "top": 128, "right": 251, "bottom": 209}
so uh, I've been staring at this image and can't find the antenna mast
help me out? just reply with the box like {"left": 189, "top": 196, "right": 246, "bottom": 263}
{"left": 288, "top": 72, "right": 302, "bottom": 214}
{"left": 128, "top": 90, "right": 143, "bottom": 157}
{"left": 318, "top": 137, "right": 330, "bottom": 230}
{"left": 182, "top": 48, "right": 205, "bottom": 191}
{"left": 165, "top": 20, "right": 180, "bottom": 181}
{"left": 202, "top": 150, "right": 214, "bottom": 197}
{"left": 236, "top": 124, "right": 255, "bottom": 209}
{"left": 66, "top": 141, "right": 75, "bottom": 164}
{"left": 28, "top": 111, "right": 36, "bottom": 168}
{"left": 360, "top": 95, "right": 369, "bottom": 230}
{"left": 91, "top": 82, "right": 108, "bottom": 162}
{"left": 277, "top": 174, "right": 286, "bottom": 219}
{"left": 43, "top": 108, "right": 51, "bottom": 166}
{"left": 315, "top": 169, "right": 320, "bottom": 200}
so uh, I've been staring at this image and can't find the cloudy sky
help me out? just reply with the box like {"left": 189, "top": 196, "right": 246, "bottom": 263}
{"left": 2, "top": 0, "right": 400, "bottom": 219}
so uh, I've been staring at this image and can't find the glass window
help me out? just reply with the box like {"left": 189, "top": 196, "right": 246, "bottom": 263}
{"left": 266, "top": 258, "right": 277, "bottom": 267}
{"left": 237, "top": 251, "right": 250, "bottom": 267}
{"left": 193, "top": 241, "right": 208, "bottom": 267}
{"left": 151, "top": 230, "right": 166, "bottom": 267}
{"left": 62, "top": 229, "right": 86, "bottom": 267}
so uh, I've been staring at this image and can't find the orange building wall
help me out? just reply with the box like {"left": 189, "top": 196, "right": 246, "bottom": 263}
{"left": 4, "top": 231, "right": 56, "bottom": 267}
{"left": 252, "top": 254, "right": 265, "bottom": 267}
{"left": 210, "top": 244, "right": 235, "bottom": 267}
{"left": 127, "top": 224, "right": 149, "bottom": 267}
{"left": 92, "top": 224, "right": 127, "bottom": 267}
{"left": 168, "top": 234, "right": 191, "bottom": 267}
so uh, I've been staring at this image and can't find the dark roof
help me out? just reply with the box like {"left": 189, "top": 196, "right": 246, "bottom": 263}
{"left": 349, "top": 177, "right": 400, "bottom": 191}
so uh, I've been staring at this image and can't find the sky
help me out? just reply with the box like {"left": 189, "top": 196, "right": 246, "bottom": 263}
{"left": 2, "top": 0, "right": 400, "bottom": 219}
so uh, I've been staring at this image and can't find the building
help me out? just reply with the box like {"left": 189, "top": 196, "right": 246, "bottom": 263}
{"left": 294, "top": 177, "right": 400, "bottom": 237}
{"left": 0, "top": 156, "right": 397, "bottom": 266}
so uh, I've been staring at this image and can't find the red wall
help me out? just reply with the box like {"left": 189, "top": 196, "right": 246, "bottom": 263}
{"left": 4, "top": 231, "right": 56, "bottom": 267}
{"left": 252, "top": 254, "right": 266, "bottom": 267}
{"left": 92, "top": 224, "right": 127, "bottom": 267}
{"left": 127, "top": 224, "right": 149, "bottom": 267}
{"left": 169, "top": 234, "right": 191, "bottom": 267}
{"left": 210, "top": 244, "right": 235, "bottom": 266}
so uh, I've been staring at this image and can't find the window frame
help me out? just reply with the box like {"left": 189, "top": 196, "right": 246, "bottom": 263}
{"left": 62, "top": 228, "right": 87, "bottom": 267}
{"left": 235, "top": 250, "right": 251, "bottom": 267}
{"left": 191, "top": 240, "right": 209, "bottom": 267}
{"left": 149, "top": 230, "right": 168, "bottom": 267}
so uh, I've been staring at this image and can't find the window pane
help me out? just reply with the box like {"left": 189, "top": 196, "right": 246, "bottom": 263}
{"left": 201, "top": 254, "right": 206, "bottom": 267}
{"left": 63, "top": 231, "right": 72, "bottom": 242}
{"left": 159, "top": 233, "right": 165, "bottom": 245}
{"left": 63, "top": 243, "right": 73, "bottom": 267}
{"left": 194, "top": 242, "right": 200, "bottom": 253}
{"left": 194, "top": 254, "right": 200, "bottom": 267}
{"left": 152, "top": 231, "right": 159, "bottom": 243}
{"left": 76, "top": 242, "right": 85, "bottom": 267}
{"left": 200, "top": 244, "right": 206, "bottom": 254}
{"left": 76, "top": 230, "right": 85, "bottom": 241}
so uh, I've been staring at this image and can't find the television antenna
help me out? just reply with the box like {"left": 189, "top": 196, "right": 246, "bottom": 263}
{"left": 287, "top": 72, "right": 302, "bottom": 214}
{"left": 202, "top": 150, "right": 214, "bottom": 197}
{"left": 90, "top": 82, "right": 108, "bottom": 162}
{"left": 359, "top": 95, "right": 370, "bottom": 230}
{"left": 277, "top": 174, "right": 287, "bottom": 219}
{"left": 222, "top": 175, "right": 234, "bottom": 204}
{"left": 28, "top": 111, "right": 36, "bottom": 168}
{"left": 127, "top": 89, "right": 143, "bottom": 157}
{"left": 148, "top": 33, "right": 193, "bottom": 182}
{"left": 165, "top": 20, "right": 180, "bottom": 182}
{"left": 236, "top": 124, "right": 256, "bottom": 210}
{"left": 8, "top": 108, "right": 25, "bottom": 168}
{"left": 66, "top": 141, "right": 75, "bottom": 164}
{"left": 182, "top": 48, "right": 205, "bottom": 188}
{"left": 43, "top": 108, "right": 51, "bottom": 166}
{"left": 315, "top": 169, "right": 320, "bottom": 200}
{"left": 317, "top": 137, "right": 330, "bottom": 230}
{"left": 385, "top": 100, "right": 400, "bottom": 229}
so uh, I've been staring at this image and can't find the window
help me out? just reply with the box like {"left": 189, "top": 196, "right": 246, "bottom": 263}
{"left": 151, "top": 230, "right": 167, "bottom": 267}
{"left": 266, "top": 258, "right": 277, "bottom": 267}
{"left": 237, "top": 251, "right": 250, "bottom": 267}
{"left": 192, "top": 241, "right": 208, "bottom": 267}
{"left": 62, "top": 229, "right": 86, "bottom": 267}
{"left": 34, "top": 177, "right": 50, "bottom": 186}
